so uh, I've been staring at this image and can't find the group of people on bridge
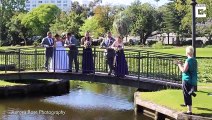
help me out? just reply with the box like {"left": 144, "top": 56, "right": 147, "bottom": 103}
{"left": 41, "top": 31, "right": 129, "bottom": 77}
{"left": 41, "top": 30, "right": 198, "bottom": 115}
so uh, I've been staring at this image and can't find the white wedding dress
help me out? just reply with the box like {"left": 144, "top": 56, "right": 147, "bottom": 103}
{"left": 50, "top": 41, "right": 69, "bottom": 72}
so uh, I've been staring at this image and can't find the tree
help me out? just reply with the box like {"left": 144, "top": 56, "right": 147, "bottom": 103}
{"left": 0, "top": 0, "right": 26, "bottom": 45}
{"left": 21, "top": 4, "right": 61, "bottom": 37}
{"left": 175, "top": 0, "right": 212, "bottom": 36}
{"left": 127, "top": 3, "right": 158, "bottom": 44}
{"left": 162, "top": 2, "right": 184, "bottom": 45}
{"left": 197, "top": 19, "right": 212, "bottom": 40}
{"left": 71, "top": 1, "right": 87, "bottom": 15}
{"left": 71, "top": 1, "right": 91, "bottom": 18}
{"left": 113, "top": 11, "right": 131, "bottom": 38}
{"left": 50, "top": 11, "right": 84, "bottom": 38}
{"left": 80, "top": 17, "right": 104, "bottom": 38}
{"left": 6, "top": 13, "right": 33, "bottom": 45}
{"left": 93, "top": 5, "right": 115, "bottom": 33}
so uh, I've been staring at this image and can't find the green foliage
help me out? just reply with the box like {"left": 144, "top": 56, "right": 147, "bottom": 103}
{"left": 71, "top": 1, "right": 91, "bottom": 18}
{"left": 205, "top": 45, "right": 212, "bottom": 48}
{"left": 21, "top": 4, "right": 61, "bottom": 36}
{"left": 6, "top": 13, "right": 33, "bottom": 45}
{"left": 198, "top": 58, "right": 212, "bottom": 83}
{"left": 124, "top": 2, "right": 159, "bottom": 44}
{"left": 0, "top": 0, "right": 26, "bottom": 45}
{"left": 152, "top": 41, "right": 163, "bottom": 49}
{"left": 196, "top": 19, "right": 212, "bottom": 39}
{"left": 93, "top": 5, "right": 115, "bottom": 33}
{"left": 174, "top": 0, "right": 212, "bottom": 36}
{"left": 113, "top": 11, "right": 131, "bottom": 37}
{"left": 80, "top": 17, "right": 104, "bottom": 38}
{"left": 162, "top": 2, "right": 182, "bottom": 33}
{"left": 50, "top": 11, "right": 84, "bottom": 37}
{"left": 33, "top": 40, "right": 40, "bottom": 47}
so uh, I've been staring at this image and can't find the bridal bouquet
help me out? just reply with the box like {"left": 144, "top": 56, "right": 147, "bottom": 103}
{"left": 84, "top": 41, "right": 91, "bottom": 49}
{"left": 115, "top": 45, "right": 122, "bottom": 52}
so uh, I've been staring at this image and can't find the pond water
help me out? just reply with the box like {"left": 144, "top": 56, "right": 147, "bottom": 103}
{"left": 0, "top": 81, "right": 153, "bottom": 120}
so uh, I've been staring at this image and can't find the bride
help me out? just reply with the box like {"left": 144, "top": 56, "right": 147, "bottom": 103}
{"left": 50, "top": 34, "right": 69, "bottom": 72}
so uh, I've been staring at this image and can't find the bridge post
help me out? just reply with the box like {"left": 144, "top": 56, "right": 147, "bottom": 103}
{"left": 18, "top": 49, "right": 21, "bottom": 73}
{"left": 34, "top": 48, "right": 37, "bottom": 71}
{"left": 146, "top": 51, "right": 149, "bottom": 77}
{"left": 4, "top": 51, "right": 7, "bottom": 73}
{"left": 138, "top": 51, "right": 141, "bottom": 80}
{"left": 93, "top": 47, "right": 96, "bottom": 74}
{"left": 53, "top": 47, "right": 56, "bottom": 73}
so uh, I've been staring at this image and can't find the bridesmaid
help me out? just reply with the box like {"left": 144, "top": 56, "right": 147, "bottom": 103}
{"left": 111, "top": 36, "right": 129, "bottom": 77}
{"left": 81, "top": 31, "right": 94, "bottom": 74}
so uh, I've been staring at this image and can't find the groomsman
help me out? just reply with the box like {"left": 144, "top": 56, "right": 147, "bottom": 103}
{"left": 100, "top": 32, "right": 116, "bottom": 75}
{"left": 65, "top": 32, "right": 79, "bottom": 73}
{"left": 41, "top": 32, "right": 54, "bottom": 72}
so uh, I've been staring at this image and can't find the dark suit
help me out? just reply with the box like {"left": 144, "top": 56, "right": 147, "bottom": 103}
{"left": 65, "top": 36, "right": 79, "bottom": 72}
{"left": 100, "top": 37, "right": 115, "bottom": 74}
{"left": 41, "top": 37, "right": 54, "bottom": 70}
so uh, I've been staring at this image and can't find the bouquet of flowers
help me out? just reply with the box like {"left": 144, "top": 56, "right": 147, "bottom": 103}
{"left": 84, "top": 41, "right": 91, "bottom": 49}
{"left": 114, "top": 45, "right": 122, "bottom": 52}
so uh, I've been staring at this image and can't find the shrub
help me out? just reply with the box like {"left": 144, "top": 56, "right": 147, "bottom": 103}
{"left": 205, "top": 40, "right": 212, "bottom": 45}
{"left": 124, "top": 42, "right": 131, "bottom": 46}
{"left": 204, "top": 45, "right": 212, "bottom": 48}
{"left": 146, "top": 40, "right": 157, "bottom": 46}
{"left": 152, "top": 41, "right": 163, "bottom": 49}
{"left": 197, "top": 58, "right": 212, "bottom": 83}
{"left": 33, "top": 40, "right": 40, "bottom": 47}
{"left": 163, "top": 45, "right": 174, "bottom": 49}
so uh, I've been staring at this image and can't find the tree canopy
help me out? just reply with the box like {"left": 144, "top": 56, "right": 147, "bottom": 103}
{"left": 21, "top": 4, "right": 61, "bottom": 36}
{"left": 80, "top": 17, "right": 104, "bottom": 38}
{"left": 50, "top": 11, "right": 84, "bottom": 38}
{"left": 1, "top": 0, "right": 212, "bottom": 46}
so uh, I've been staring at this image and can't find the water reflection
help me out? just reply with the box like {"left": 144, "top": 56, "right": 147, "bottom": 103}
{"left": 0, "top": 81, "right": 153, "bottom": 120}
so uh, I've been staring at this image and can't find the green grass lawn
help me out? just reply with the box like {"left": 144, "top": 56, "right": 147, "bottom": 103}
{"left": 152, "top": 48, "right": 212, "bottom": 57}
{"left": 125, "top": 46, "right": 212, "bottom": 57}
{"left": 140, "top": 83, "right": 212, "bottom": 116}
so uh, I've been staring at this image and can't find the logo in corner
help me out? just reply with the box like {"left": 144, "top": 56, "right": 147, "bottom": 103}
{"left": 196, "top": 4, "right": 206, "bottom": 18}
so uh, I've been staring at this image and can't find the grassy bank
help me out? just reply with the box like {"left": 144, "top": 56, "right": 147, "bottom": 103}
{"left": 0, "top": 79, "right": 59, "bottom": 87}
{"left": 0, "top": 80, "right": 25, "bottom": 86}
{"left": 140, "top": 83, "right": 212, "bottom": 116}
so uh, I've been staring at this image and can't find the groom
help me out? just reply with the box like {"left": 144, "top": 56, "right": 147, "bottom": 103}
{"left": 100, "top": 32, "right": 116, "bottom": 75}
{"left": 65, "top": 32, "right": 79, "bottom": 73}
{"left": 41, "top": 32, "right": 54, "bottom": 72}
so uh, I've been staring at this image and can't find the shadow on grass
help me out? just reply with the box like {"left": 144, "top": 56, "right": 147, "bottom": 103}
{"left": 197, "top": 90, "right": 211, "bottom": 95}
{"left": 195, "top": 113, "right": 212, "bottom": 117}
{"left": 193, "top": 107, "right": 212, "bottom": 117}
{"left": 195, "top": 107, "right": 212, "bottom": 112}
